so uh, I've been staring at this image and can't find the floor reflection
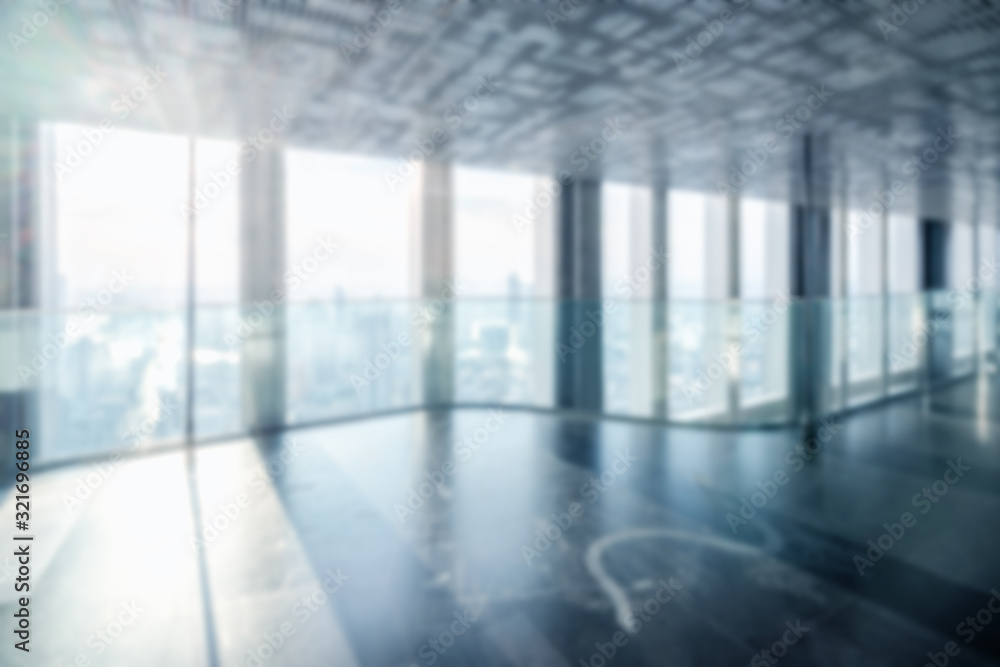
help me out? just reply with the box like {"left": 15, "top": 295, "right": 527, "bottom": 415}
{"left": 5, "top": 375, "right": 1000, "bottom": 666}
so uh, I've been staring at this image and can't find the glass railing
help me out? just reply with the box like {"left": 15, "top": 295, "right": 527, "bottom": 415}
{"left": 0, "top": 290, "right": 995, "bottom": 463}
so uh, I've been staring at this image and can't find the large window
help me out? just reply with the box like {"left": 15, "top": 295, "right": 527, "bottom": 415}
{"left": 740, "top": 197, "right": 789, "bottom": 299}
{"left": 739, "top": 197, "right": 789, "bottom": 410}
{"left": 844, "top": 205, "right": 884, "bottom": 398}
{"left": 669, "top": 190, "right": 711, "bottom": 300}
{"left": 284, "top": 150, "right": 414, "bottom": 423}
{"left": 453, "top": 166, "right": 538, "bottom": 297}
{"left": 194, "top": 139, "right": 240, "bottom": 305}
{"left": 43, "top": 124, "right": 190, "bottom": 459}
{"left": 286, "top": 150, "right": 411, "bottom": 301}
{"left": 53, "top": 124, "right": 189, "bottom": 308}
{"left": 847, "top": 207, "right": 883, "bottom": 297}
{"left": 887, "top": 214, "right": 918, "bottom": 294}
{"left": 601, "top": 182, "right": 654, "bottom": 298}
{"left": 192, "top": 138, "right": 241, "bottom": 437}
{"left": 952, "top": 222, "right": 975, "bottom": 360}
{"left": 667, "top": 189, "right": 727, "bottom": 418}
{"left": 601, "top": 182, "right": 653, "bottom": 415}
{"left": 980, "top": 224, "right": 998, "bottom": 354}
{"left": 452, "top": 166, "right": 553, "bottom": 405}
{"left": 886, "top": 214, "right": 921, "bottom": 383}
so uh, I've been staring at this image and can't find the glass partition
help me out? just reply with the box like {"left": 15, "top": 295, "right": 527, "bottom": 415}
{"left": 2, "top": 292, "right": 993, "bottom": 464}
{"left": 285, "top": 300, "right": 419, "bottom": 425}
{"left": 453, "top": 298, "right": 554, "bottom": 406}
{"left": 0, "top": 307, "right": 186, "bottom": 462}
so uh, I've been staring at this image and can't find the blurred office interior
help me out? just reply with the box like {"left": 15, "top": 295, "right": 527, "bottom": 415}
{"left": 1, "top": 0, "right": 1000, "bottom": 665}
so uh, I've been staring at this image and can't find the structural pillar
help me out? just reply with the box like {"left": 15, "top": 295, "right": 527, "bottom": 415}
{"left": 917, "top": 127, "right": 955, "bottom": 388}
{"left": 0, "top": 119, "right": 41, "bottom": 474}
{"left": 879, "top": 166, "right": 891, "bottom": 397}
{"left": 240, "top": 138, "right": 286, "bottom": 433}
{"left": 725, "top": 191, "right": 741, "bottom": 420}
{"left": 555, "top": 178, "right": 602, "bottom": 412}
{"left": 921, "top": 217, "right": 952, "bottom": 384}
{"left": 789, "top": 134, "right": 833, "bottom": 427}
{"left": 410, "top": 161, "right": 454, "bottom": 407}
{"left": 651, "top": 182, "right": 669, "bottom": 419}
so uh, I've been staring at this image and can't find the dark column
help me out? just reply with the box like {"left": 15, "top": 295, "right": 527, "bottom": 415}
{"left": 921, "top": 218, "right": 952, "bottom": 384}
{"left": 555, "top": 178, "right": 603, "bottom": 412}
{"left": 921, "top": 220, "right": 950, "bottom": 290}
{"left": 788, "top": 134, "right": 833, "bottom": 426}
{"left": 725, "top": 190, "right": 741, "bottom": 419}
{"left": 0, "top": 119, "right": 40, "bottom": 477}
{"left": 0, "top": 118, "right": 38, "bottom": 309}
{"left": 651, "top": 182, "right": 668, "bottom": 418}
{"left": 916, "top": 125, "right": 956, "bottom": 386}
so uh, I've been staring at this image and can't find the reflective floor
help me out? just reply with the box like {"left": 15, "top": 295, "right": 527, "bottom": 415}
{"left": 5, "top": 376, "right": 1000, "bottom": 666}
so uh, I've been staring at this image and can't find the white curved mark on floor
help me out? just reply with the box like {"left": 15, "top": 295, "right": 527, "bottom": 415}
{"left": 584, "top": 526, "right": 783, "bottom": 633}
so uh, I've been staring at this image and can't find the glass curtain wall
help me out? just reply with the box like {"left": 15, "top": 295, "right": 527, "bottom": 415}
{"left": 845, "top": 202, "right": 885, "bottom": 405}
{"left": 601, "top": 182, "right": 653, "bottom": 417}
{"left": 41, "top": 124, "right": 189, "bottom": 460}
{"left": 192, "top": 139, "right": 241, "bottom": 438}
{"left": 284, "top": 149, "right": 413, "bottom": 424}
{"left": 667, "top": 189, "right": 728, "bottom": 420}
{"left": 739, "top": 197, "right": 790, "bottom": 414}
{"left": 452, "top": 166, "right": 552, "bottom": 406}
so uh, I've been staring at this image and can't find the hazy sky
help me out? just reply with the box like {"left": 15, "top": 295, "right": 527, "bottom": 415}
{"left": 55, "top": 123, "right": 190, "bottom": 309}
{"left": 286, "top": 148, "right": 411, "bottom": 301}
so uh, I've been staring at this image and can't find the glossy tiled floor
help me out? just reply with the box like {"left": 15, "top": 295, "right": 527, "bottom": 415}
{"left": 5, "top": 377, "right": 1000, "bottom": 666}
